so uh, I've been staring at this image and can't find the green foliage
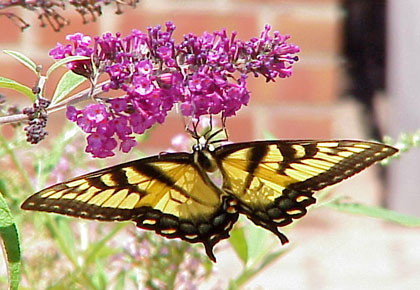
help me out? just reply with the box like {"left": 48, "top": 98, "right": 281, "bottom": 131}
{"left": 51, "top": 71, "right": 87, "bottom": 105}
{"left": 0, "top": 51, "right": 89, "bottom": 104}
{"left": 3, "top": 50, "right": 37, "bottom": 73}
{"left": 383, "top": 130, "right": 420, "bottom": 157}
{"left": 0, "top": 191, "right": 21, "bottom": 290}
{"left": 228, "top": 218, "right": 289, "bottom": 289}
{"left": 0, "top": 77, "right": 35, "bottom": 102}
{"left": 326, "top": 197, "right": 420, "bottom": 227}
{"left": 229, "top": 225, "right": 248, "bottom": 263}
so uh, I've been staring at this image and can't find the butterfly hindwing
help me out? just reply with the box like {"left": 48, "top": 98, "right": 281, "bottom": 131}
{"left": 214, "top": 140, "right": 398, "bottom": 243}
{"left": 21, "top": 153, "right": 239, "bottom": 262}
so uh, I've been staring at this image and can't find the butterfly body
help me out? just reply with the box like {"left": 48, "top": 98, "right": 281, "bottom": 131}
{"left": 22, "top": 139, "right": 397, "bottom": 262}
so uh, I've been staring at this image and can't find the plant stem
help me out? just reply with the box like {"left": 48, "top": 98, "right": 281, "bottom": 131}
{"left": 0, "top": 80, "right": 109, "bottom": 125}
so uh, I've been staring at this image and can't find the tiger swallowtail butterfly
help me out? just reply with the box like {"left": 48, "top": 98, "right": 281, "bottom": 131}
{"left": 21, "top": 135, "right": 397, "bottom": 262}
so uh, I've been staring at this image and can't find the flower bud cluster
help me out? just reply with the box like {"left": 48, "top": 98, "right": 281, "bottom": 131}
{"left": 23, "top": 97, "right": 51, "bottom": 144}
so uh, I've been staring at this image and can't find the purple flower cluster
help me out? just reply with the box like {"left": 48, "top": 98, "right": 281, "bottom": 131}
{"left": 49, "top": 22, "right": 299, "bottom": 157}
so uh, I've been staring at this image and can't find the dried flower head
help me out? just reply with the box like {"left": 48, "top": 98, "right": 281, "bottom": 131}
{"left": 23, "top": 97, "right": 51, "bottom": 144}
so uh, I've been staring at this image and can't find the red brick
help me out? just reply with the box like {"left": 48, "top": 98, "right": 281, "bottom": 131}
{"left": 0, "top": 124, "right": 16, "bottom": 140}
{"left": 266, "top": 112, "right": 333, "bottom": 139}
{"left": 44, "top": 109, "right": 68, "bottom": 138}
{"left": 0, "top": 61, "right": 37, "bottom": 84}
{"left": 274, "top": 12, "right": 342, "bottom": 56}
{"left": 118, "top": 10, "right": 259, "bottom": 41}
{"left": 34, "top": 10, "right": 100, "bottom": 49}
{"left": 0, "top": 61, "right": 39, "bottom": 105}
{"left": 0, "top": 7, "right": 22, "bottom": 43}
{"left": 247, "top": 62, "right": 342, "bottom": 104}
{"left": 224, "top": 112, "right": 255, "bottom": 141}
{"left": 139, "top": 114, "right": 187, "bottom": 151}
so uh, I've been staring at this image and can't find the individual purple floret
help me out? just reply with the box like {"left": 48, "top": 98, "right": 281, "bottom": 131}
{"left": 49, "top": 22, "right": 299, "bottom": 157}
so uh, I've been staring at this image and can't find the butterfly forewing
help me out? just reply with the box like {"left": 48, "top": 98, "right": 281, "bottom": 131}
{"left": 214, "top": 140, "right": 397, "bottom": 243}
{"left": 21, "top": 153, "right": 239, "bottom": 262}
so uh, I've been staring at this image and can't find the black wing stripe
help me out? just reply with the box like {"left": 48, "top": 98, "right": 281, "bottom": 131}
{"left": 122, "top": 161, "right": 195, "bottom": 199}
{"left": 277, "top": 143, "right": 296, "bottom": 174}
{"left": 246, "top": 145, "right": 268, "bottom": 173}
{"left": 133, "top": 163, "right": 177, "bottom": 187}
{"left": 242, "top": 145, "right": 269, "bottom": 194}
{"left": 278, "top": 143, "right": 296, "bottom": 162}
{"left": 302, "top": 143, "right": 318, "bottom": 158}
{"left": 105, "top": 169, "right": 130, "bottom": 187}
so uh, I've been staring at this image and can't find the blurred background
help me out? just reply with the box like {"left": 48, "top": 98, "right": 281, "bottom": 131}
{"left": 0, "top": 0, "right": 419, "bottom": 289}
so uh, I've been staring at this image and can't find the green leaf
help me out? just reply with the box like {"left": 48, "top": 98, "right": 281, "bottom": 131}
{"left": 0, "top": 180, "right": 6, "bottom": 195}
{"left": 326, "top": 199, "right": 420, "bottom": 227}
{"left": 45, "top": 217, "right": 77, "bottom": 265}
{"left": 229, "top": 249, "right": 287, "bottom": 289}
{"left": 84, "top": 223, "right": 127, "bottom": 265}
{"left": 0, "top": 191, "right": 21, "bottom": 290}
{"left": 92, "top": 259, "right": 106, "bottom": 290}
{"left": 229, "top": 226, "right": 248, "bottom": 264}
{"left": 50, "top": 71, "right": 87, "bottom": 105}
{"left": 0, "top": 77, "right": 36, "bottom": 101}
{"left": 3, "top": 50, "right": 37, "bottom": 73}
{"left": 114, "top": 270, "right": 126, "bottom": 290}
{"left": 46, "top": 55, "right": 90, "bottom": 77}
{"left": 55, "top": 218, "right": 76, "bottom": 258}
{"left": 246, "top": 221, "right": 268, "bottom": 264}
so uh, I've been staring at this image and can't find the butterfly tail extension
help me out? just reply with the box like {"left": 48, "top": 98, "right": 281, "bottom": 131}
{"left": 133, "top": 196, "right": 239, "bottom": 262}
{"left": 237, "top": 188, "right": 316, "bottom": 244}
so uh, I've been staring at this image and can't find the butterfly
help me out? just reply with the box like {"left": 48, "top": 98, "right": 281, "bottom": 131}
{"left": 21, "top": 132, "right": 398, "bottom": 262}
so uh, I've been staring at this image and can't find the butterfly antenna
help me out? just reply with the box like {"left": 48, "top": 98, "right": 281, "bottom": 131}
{"left": 192, "top": 118, "right": 201, "bottom": 141}
{"left": 222, "top": 116, "right": 229, "bottom": 140}
{"left": 206, "top": 116, "right": 229, "bottom": 146}
{"left": 202, "top": 114, "right": 214, "bottom": 139}
{"left": 184, "top": 117, "right": 200, "bottom": 141}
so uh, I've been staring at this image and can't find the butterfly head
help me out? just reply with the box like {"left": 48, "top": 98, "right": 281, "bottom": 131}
{"left": 192, "top": 136, "right": 218, "bottom": 172}
{"left": 193, "top": 135, "right": 216, "bottom": 151}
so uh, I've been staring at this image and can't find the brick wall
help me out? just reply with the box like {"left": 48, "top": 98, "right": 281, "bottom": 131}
{"left": 0, "top": 0, "right": 345, "bottom": 152}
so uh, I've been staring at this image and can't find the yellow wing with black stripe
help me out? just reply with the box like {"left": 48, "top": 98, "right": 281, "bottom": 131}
{"left": 21, "top": 153, "right": 239, "bottom": 262}
{"left": 214, "top": 140, "right": 398, "bottom": 243}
